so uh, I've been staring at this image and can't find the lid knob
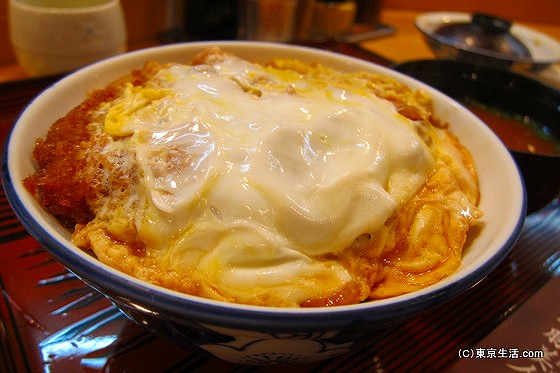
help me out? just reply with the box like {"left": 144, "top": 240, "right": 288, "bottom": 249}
{"left": 471, "top": 13, "right": 512, "bottom": 35}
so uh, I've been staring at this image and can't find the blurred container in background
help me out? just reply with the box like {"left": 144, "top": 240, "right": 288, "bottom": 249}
{"left": 9, "top": 0, "right": 126, "bottom": 77}
{"left": 184, "top": 0, "right": 238, "bottom": 40}
{"left": 294, "top": 0, "right": 315, "bottom": 41}
{"left": 238, "top": 0, "right": 298, "bottom": 42}
{"left": 354, "top": 0, "right": 383, "bottom": 28}
{"left": 158, "top": 0, "right": 237, "bottom": 43}
{"left": 156, "top": 0, "right": 384, "bottom": 44}
{"left": 310, "top": 0, "right": 357, "bottom": 40}
{"left": 345, "top": 0, "right": 391, "bottom": 42}
{"left": 158, "top": 0, "right": 186, "bottom": 43}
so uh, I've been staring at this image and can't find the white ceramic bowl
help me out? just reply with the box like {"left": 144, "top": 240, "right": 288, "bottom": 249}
{"left": 2, "top": 41, "right": 526, "bottom": 365}
{"left": 415, "top": 11, "right": 560, "bottom": 71}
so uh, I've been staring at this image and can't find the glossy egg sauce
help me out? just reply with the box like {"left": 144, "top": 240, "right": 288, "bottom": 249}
{"left": 96, "top": 58, "right": 436, "bottom": 306}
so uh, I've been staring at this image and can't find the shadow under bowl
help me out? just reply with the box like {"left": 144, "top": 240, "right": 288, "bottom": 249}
{"left": 394, "top": 59, "right": 560, "bottom": 214}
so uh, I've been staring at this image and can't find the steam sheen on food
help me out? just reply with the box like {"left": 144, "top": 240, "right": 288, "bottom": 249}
{"left": 24, "top": 48, "right": 482, "bottom": 307}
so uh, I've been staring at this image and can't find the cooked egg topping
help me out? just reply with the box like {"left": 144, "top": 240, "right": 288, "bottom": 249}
{"left": 96, "top": 56, "right": 435, "bottom": 305}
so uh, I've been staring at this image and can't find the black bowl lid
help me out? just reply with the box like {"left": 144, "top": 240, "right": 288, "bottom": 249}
{"left": 434, "top": 13, "right": 531, "bottom": 59}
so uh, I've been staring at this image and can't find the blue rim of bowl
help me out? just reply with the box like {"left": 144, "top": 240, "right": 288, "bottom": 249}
{"left": 0, "top": 42, "right": 527, "bottom": 333}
